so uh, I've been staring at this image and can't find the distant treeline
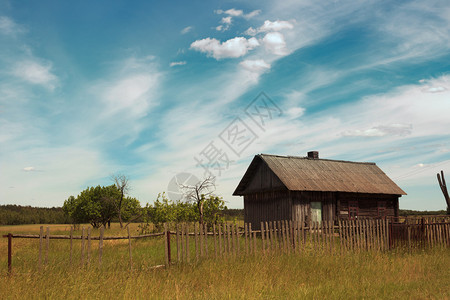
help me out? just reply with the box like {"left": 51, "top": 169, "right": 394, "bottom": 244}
{"left": 222, "top": 208, "right": 244, "bottom": 220}
{"left": 0, "top": 205, "right": 446, "bottom": 226}
{"left": 399, "top": 209, "right": 447, "bottom": 216}
{"left": 0, "top": 205, "right": 245, "bottom": 226}
{"left": 0, "top": 205, "right": 71, "bottom": 226}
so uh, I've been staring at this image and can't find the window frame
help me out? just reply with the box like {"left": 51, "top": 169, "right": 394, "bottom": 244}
{"left": 377, "top": 201, "right": 387, "bottom": 218}
{"left": 348, "top": 200, "right": 358, "bottom": 220}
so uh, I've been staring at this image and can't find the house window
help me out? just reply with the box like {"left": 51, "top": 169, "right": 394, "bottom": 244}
{"left": 348, "top": 201, "right": 358, "bottom": 220}
{"left": 377, "top": 201, "right": 387, "bottom": 218}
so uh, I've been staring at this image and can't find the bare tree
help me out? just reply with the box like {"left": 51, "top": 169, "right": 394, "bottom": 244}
{"left": 112, "top": 174, "right": 130, "bottom": 228}
{"left": 179, "top": 175, "right": 216, "bottom": 225}
{"left": 437, "top": 170, "right": 450, "bottom": 214}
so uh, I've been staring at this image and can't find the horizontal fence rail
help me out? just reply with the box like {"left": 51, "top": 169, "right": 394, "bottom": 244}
{"left": 3, "top": 217, "right": 450, "bottom": 274}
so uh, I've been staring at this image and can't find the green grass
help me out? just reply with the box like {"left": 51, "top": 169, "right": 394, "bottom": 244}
{"left": 1, "top": 224, "right": 450, "bottom": 299}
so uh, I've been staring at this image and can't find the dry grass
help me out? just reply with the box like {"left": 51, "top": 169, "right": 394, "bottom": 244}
{"left": 1, "top": 223, "right": 449, "bottom": 299}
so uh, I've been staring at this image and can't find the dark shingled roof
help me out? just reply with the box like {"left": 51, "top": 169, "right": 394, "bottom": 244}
{"left": 233, "top": 154, "right": 406, "bottom": 196}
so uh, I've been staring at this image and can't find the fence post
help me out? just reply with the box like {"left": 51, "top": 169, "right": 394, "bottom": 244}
{"left": 164, "top": 223, "right": 169, "bottom": 267}
{"left": 386, "top": 218, "right": 390, "bottom": 250}
{"left": 218, "top": 224, "right": 223, "bottom": 256}
{"left": 128, "top": 226, "right": 133, "bottom": 270}
{"left": 7, "top": 233, "right": 12, "bottom": 275}
{"left": 99, "top": 227, "right": 104, "bottom": 266}
{"left": 87, "top": 227, "right": 92, "bottom": 266}
{"left": 407, "top": 224, "right": 411, "bottom": 252}
{"left": 45, "top": 227, "right": 50, "bottom": 265}
{"left": 213, "top": 224, "right": 217, "bottom": 257}
{"left": 39, "top": 226, "right": 43, "bottom": 268}
{"left": 176, "top": 224, "right": 181, "bottom": 262}
{"left": 81, "top": 227, "right": 85, "bottom": 266}
{"left": 69, "top": 226, "right": 73, "bottom": 265}
{"left": 185, "top": 224, "right": 190, "bottom": 263}
{"left": 234, "top": 223, "right": 239, "bottom": 255}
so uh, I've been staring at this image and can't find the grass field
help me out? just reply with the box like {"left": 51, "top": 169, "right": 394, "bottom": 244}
{"left": 1, "top": 223, "right": 449, "bottom": 299}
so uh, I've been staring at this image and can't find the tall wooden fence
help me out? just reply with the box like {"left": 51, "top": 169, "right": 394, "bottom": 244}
{"left": 3, "top": 217, "right": 450, "bottom": 274}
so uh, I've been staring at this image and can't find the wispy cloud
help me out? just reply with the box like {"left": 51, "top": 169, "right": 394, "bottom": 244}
{"left": 12, "top": 60, "right": 58, "bottom": 90}
{"left": 342, "top": 124, "right": 413, "bottom": 137}
{"left": 215, "top": 8, "right": 260, "bottom": 19}
{"left": 239, "top": 59, "right": 270, "bottom": 73}
{"left": 170, "top": 61, "right": 187, "bottom": 67}
{"left": 0, "top": 16, "right": 25, "bottom": 36}
{"left": 214, "top": 8, "right": 261, "bottom": 32}
{"left": 245, "top": 20, "right": 295, "bottom": 36}
{"left": 181, "top": 26, "right": 192, "bottom": 34}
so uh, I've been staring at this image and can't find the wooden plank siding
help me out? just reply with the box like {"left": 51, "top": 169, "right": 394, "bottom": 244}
{"left": 244, "top": 191, "right": 291, "bottom": 230}
{"left": 243, "top": 162, "right": 285, "bottom": 193}
{"left": 337, "top": 193, "right": 399, "bottom": 219}
{"left": 291, "top": 191, "right": 336, "bottom": 225}
{"left": 244, "top": 190, "right": 400, "bottom": 229}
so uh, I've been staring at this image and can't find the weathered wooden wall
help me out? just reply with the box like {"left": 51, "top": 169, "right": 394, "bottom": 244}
{"left": 244, "top": 191, "right": 290, "bottom": 230}
{"left": 291, "top": 191, "right": 336, "bottom": 224}
{"left": 337, "top": 193, "right": 399, "bottom": 219}
{"left": 243, "top": 162, "right": 285, "bottom": 193}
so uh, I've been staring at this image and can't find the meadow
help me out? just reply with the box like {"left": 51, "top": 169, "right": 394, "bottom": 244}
{"left": 1, "top": 223, "right": 449, "bottom": 299}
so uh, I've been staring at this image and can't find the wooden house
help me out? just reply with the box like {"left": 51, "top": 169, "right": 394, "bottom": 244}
{"left": 233, "top": 152, "right": 406, "bottom": 229}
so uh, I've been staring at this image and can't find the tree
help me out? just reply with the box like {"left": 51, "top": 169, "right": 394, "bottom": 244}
{"left": 139, "top": 192, "right": 225, "bottom": 233}
{"left": 63, "top": 185, "right": 120, "bottom": 228}
{"left": 437, "top": 170, "right": 450, "bottom": 214}
{"left": 112, "top": 174, "right": 130, "bottom": 228}
{"left": 179, "top": 175, "right": 216, "bottom": 225}
{"left": 202, "top": 195, "right": 227, "bottom": 226}
{"left": 63, "top": 184, "right": 142, "bottom": 228}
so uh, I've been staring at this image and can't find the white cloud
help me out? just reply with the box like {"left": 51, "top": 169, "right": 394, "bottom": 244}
{"left": 181, "top": 26, "right": 192, "bottom": 34}
{"left": 190, "top": 37, "right": 259, "bottom": 59}
{"left": 342, "top": 124, "right": 413, "bottom": 137}
{"left": 217, "top": 16, "right": 232, "bottom": 31}
{"left": 259, "top": 20, "right": 294, "bottom": 32}
{"left": 23, "top": 167, "right": 35, "bottom": 172}
{"left": 221, "top": 16, "right": 232, "bottom": 24}
{"left": 244, "top": 10, "right": 261, "bottom": 19}
{"left": 239, "top": 59, "right": 270, "bottom": 73}
{"left": 102, "top": 74, "right": 157, "bottom": 117}
{"left": 0, "top": 16, "right": 24, "bottom": 35}
{"left": 245, "top": 20, "right": 294, "bottom": 36}
{"left": 213, "top": 8, "right": 261, "bottom": 32}
{"left": 215, "top": 8, "right": 260, "bottom": 19}
{"left": 423, "top": 86, "right": 446, "bottom": 93}
{"left": 170, "top": 61, "right": 187, "bottom": 67}
{"left": 244, "top": 27, "right": 257, "bottom": 36}
{"left": 84, "top": 56, "right": 161, "bottom": 131}
{"left": 286, "top": 107, "right": 305, "bottom": 118}
{"left": 222, "top": 8, "right": 243, "bottom": 17}
{"left": 263, "top": 32, "right": 289, "bottom": 55}
{"left": 12, "top": 60, "right": 58, "bottom": 89}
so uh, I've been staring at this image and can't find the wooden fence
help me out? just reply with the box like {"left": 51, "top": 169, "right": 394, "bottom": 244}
{"left": 169, "top": 218, "right": 450, "bottom": 263}
{"left": 2, "top": 225, "right": 164, "bottom": 274}
{"left": 3, "top": 217, "right": 450, "bottom": 274}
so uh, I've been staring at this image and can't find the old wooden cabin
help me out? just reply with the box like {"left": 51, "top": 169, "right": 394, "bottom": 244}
{"left": 233, "top": 152, "right": 406, "bottom": 229}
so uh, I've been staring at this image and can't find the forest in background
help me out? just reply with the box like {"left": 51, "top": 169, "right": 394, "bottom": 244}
{"left": 0, "top": 205, "right": 246, "bottom": 226}
{"left": 0, "top": 204, "right": 446, "bottom": 226}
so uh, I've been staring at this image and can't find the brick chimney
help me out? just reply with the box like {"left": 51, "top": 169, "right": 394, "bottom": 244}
{"left": 307, "top": 151, "right": 319, "bottom": 159}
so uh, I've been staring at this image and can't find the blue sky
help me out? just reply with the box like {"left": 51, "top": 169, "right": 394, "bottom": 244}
{"left": 1, "top": 0, "right": 450, "bottom": 210}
